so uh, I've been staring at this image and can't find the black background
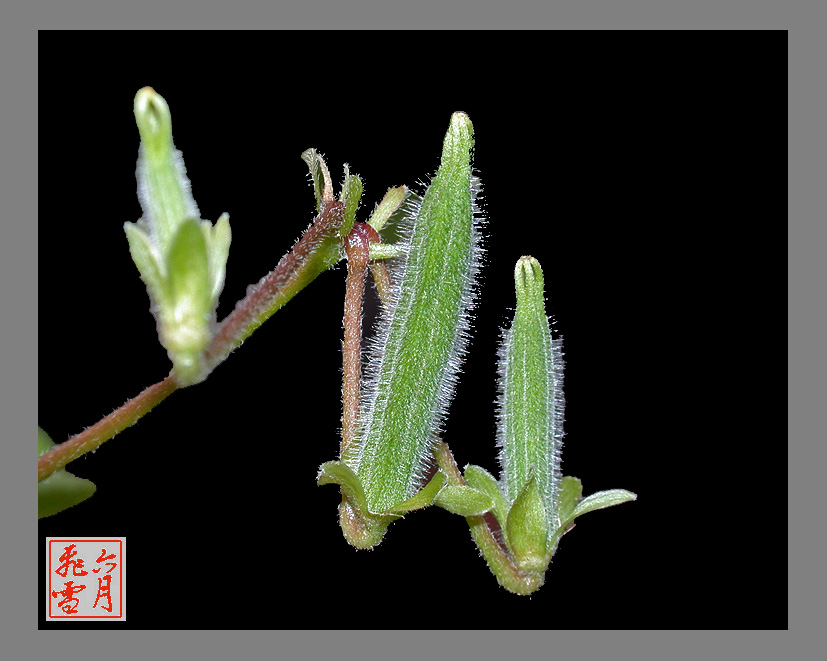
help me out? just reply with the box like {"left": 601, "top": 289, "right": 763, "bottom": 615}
{"left": 39, "top": 32, "right": 786, "bottom": 629}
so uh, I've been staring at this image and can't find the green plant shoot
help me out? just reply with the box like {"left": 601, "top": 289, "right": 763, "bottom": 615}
{"left": 41, "top": 95, "right": 638, "bottom": 597}
{"left": 125, "top": 87, "right": 231, "bottom": 386}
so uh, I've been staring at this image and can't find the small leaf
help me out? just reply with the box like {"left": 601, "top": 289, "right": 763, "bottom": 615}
{"left": 38, "top": 427, "right": 96, "bottom": 519}
{"left": 505, "top": 474, "right": 550, "bottom": 573}
{"left": 38, "top": 427, "right": 54, "bottom": 456}
{"left": 435, "top": 485, "right": 494, "bottom": 516}
{"left": 463, "top": 464, "right": 509, "bottom": 527}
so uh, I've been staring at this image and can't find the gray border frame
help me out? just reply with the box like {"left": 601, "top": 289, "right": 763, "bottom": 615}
{"left": 7, "top": 2, "right": 804, "bottom": 660}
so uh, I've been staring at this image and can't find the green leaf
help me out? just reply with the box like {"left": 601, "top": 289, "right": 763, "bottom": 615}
{"left": 435, "top": 485, "right": 494, "bottom": 516}
{"left": 463, "top": 464, "right": 509, "bottom": 527}
{"left": 344, "top": 112, "right": 480, "bottom": 514}
{"left": 505, "top": 474, "right": 550, "bottom": 573}
{"left": 38, "top": 426, "right": 54, "bottom": 456}
{"left": 38, "top": 427, "right": 96, "bottom": 519}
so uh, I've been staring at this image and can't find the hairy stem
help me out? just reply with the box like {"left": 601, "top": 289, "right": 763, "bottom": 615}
{"left": 341, "top": 223, "right": 373, "bottom": 456}
{"left": 40, "top": 200, "right": 346, "bottom": 482}
{"left": 38, "top": 376, "right": 178, "bottom": 482}
{"left": 203, "top": 198, "right": 345, "bottom": 372}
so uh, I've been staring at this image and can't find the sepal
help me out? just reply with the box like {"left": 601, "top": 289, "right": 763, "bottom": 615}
{"left": 556, "top": 475, "right": 583, "bottom": 532}
{"left": 549, "top": 483, "right": 637, "bottom": 551}
{"left": 203, "top": 213, "right": 232, "bottom": 303}
{"left": 463, "top": 464, "right": 509, "bottom": 526}
{"left": 317, "top": 460, "right": 397, "bottom": 549}
{"left": 317, "top": 461, "right": 448, "bottom": 549}
{"left": 124, "top": 221, "right": 165, "bottom": 303}
{"left": 505, "top": 473, "right": 551, "bottom": 573}
{"left": 339, "top": 164, "right": 363, "bottom": 238}
{"left": 434, "top": 485, "right": 494, "bottom": 516}
{"left": 162, "top": 218, "right": 212, "bottom": 385}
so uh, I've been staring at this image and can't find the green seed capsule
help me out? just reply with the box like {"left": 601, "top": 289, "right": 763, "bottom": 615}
{"left": 497, "top": 257, "right": 565, "bottom": 540}
{"left": 344, "top": 112, "right": 482, "bottom": 513}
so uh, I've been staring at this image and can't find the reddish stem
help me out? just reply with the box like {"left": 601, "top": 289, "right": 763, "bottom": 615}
{"left": 38, "top": 376, "right": 178, "bottom": 482}
{"left": 341, "top": 223, "right": 374, "bottom": 457}
{"left": 204, "top": 199, "right": 345, "bottom": 371}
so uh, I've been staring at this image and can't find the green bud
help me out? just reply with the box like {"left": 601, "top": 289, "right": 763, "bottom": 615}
{"left": 125, "top": 88, "right": 231, "bottom": 386}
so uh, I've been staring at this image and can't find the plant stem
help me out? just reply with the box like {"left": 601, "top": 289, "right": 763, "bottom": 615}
{"left": 433, "top": 440, "right": 544, "bottom": 595}
{"left": 38, "top": 376, "right": 178, "bottom": 482}
{"left": 39, "top": 200, "right": 346, "bottom": 482}
{"left": 341, "top": 223, "right": 373, "bottom": 457}
{"left": 203, "top": 198, "right": 345, "bottom": 373}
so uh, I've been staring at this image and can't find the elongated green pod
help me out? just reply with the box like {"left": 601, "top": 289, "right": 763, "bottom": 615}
{"left": 497, "top": 257, "right": 565, "bottom": 539}
{"left": 343, "top": 112, "right": 483, "bottom": 513}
